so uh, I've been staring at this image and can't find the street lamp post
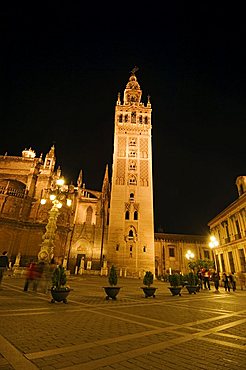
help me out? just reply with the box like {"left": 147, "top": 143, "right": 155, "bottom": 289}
{"left": 38, "top": 179, "right": 72, "bottom": 262}
{"left": 209, "top": 235, "right": 219, "bottom": 271}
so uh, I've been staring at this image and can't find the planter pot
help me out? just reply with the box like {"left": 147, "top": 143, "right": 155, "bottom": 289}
{"left": 168, "top": 287, "right": 182, "bottom": 296}
{"left": 186, "top": 285, "right": 197, "bottom": 294}
{"left": 50, "top": 288, "right": 71, "bottom": 303}
{"left": 103, "top": 286, "right": 121, "bottom": 300}
{"left": 141, "top": 287, "right": 157, "bottom": 298}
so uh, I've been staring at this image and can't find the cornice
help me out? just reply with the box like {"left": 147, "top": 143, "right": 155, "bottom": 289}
{"left": 208, "top": 193, "right": 246, "bottom": 226}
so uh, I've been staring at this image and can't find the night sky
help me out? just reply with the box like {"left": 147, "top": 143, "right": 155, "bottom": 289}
{"left": 1, "top": 4, "right": 246, "bottom": 235}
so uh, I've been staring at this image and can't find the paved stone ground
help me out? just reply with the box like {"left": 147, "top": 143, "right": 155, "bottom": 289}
{"left": 0, "top": 274, "right": 246, "bottom": 369}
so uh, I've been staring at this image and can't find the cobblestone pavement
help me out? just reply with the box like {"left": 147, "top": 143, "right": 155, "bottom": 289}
{"left": 0, "top": 275, "right": 246, "bottom": 369}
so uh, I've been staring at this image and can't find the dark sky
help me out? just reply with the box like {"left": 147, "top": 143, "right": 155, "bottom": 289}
{"left": 1, "top": 4, "right": 246, "bottom": 235}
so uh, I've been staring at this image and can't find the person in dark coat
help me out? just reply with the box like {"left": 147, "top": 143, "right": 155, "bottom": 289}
{"left": 212, "top": 271, "right": 220, "bottom": 292}
{"left": 222, "top": 273, "right": 230, "bottom": 292}
{"left": 228, "top": 272, "right": 236, "bottom": 291}
{"left": 0, "top": 251, "right": 9, "bottom": 287}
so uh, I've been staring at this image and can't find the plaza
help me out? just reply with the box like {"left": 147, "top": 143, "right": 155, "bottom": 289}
{"left": 0, "top": 274, "right": 246, "bottom": 370}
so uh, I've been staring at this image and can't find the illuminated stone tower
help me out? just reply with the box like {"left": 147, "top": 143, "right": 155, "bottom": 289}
{"left": 107, "top": 70, "right": 155, "bottom": 276}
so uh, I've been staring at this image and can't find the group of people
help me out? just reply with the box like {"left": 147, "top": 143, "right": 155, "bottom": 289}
{"left": 0, "top": 250, "right": 65, "bottom": 293}
{"left": 221, "top": 272, "right": 237, "bottom": 292}
{"left": 197, "top": 268, "right": 212, "bottom": 290}
{"left": 23, "top": 257, "right": 57, "bottom": 293}
{"left": 197, "top": 267, "right": 245, "bottom": 293}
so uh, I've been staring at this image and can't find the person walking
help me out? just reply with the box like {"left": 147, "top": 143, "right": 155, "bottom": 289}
{"left": 222, "top": 273, "right": 230, "bottom": 292}
{"left": 0, "top": 251, "right": 9, "bottom": 287}
{"left": 197, "top": 270, "right": 203, "bottom": 290}
{"left": 237, "top": 271, "right": 246, "bottom": 290}
{"left": 229, "top": 272, "right": 236, "bottom": 291}
{"left": 212, "top": 271, "right": 220, "bottom": 292}
{"left": 41, "top": 257, "right": 57, "bottom": 294}
{"left": 23, "top": 259, "right": 38, "bottom": 292}
{"left": 203, "top": 269, "right": 211, "bottom": 290}
{"left": 33, "top": 260, "right": 46, "bottom": 292}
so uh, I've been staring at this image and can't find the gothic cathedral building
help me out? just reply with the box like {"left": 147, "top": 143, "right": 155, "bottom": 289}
{"left": 107, "top": 72, "right": 155, "bottom": 276}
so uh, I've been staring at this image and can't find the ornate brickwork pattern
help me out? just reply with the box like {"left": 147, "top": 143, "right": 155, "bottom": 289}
{"left": 116, "top": 159, "right": 125, "bottom": 185}
{"left": 140, "top": 138, "right": 148, "bottom": 158}
{"left": 140, "top": 160, "right": 149, "bottom": 186}
{"left": 125, "top": 202, "right": 131, "bottom": 211}
{"left": 118, "top": 136, "right": 126, "bottom": 157}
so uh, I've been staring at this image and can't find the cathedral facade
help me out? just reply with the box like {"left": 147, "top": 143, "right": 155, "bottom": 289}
{"left": 0, "top": 72, "right": 212, "bottom": 276}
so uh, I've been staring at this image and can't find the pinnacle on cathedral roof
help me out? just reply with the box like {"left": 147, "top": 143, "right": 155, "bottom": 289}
{"left": 47, "top": 145, "right": 55, "bottom": 158}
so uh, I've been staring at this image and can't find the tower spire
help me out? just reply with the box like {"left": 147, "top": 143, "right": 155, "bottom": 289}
{"left": 77, "top": 170, "right": 83, "bottom": 188}
{"left": 102, "top": 164, "right": 109, "bottom": 195}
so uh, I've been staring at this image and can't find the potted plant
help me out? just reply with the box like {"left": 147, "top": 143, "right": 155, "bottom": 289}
{"left": 141, "top": 271, "right": 157, "bottom": 298}
{"left": 103, "top": 265, "right": 121, "bottom": 300}
{"left": 185, "top": 272, "right": 198, "bottom": 294}
{"left": 50, "top": 263, "right": 71, "bottom": 303}
{"left": 168, "top": 274, "right": 182, "bottom": 296}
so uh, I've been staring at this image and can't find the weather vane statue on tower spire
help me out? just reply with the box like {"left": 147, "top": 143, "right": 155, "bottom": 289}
{"left": 130, "top": 66, "right": 139, "bottom": 75}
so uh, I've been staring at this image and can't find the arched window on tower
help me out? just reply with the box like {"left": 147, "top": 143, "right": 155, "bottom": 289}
{"left": 128, "top": 230, "right": 134, "bottom": 239}
{"left": 144, "top": 116, "right": 148, "bottom": 124}
{"left": 119, "top": 114, "right": 123, "bottom": 123}
{"left": 129, "top": 161, "right": 136, "bottom": 171}
{"left": 125, "top": 210, "right": 130, "bottom": 220}
{"left": 128, "top": 175, "right": 137, "bottom": 186}
{"left": 134, "top": 211, "right": 138, "bottom": 220}
{"left": 129, "top": 151, "right": 137, "bottom": 157}
{"left": 130, "top": 193, "right": 134, "bottom": 201}
{"left": 129, "top": 138, "right": 136, "bottom": 146}
{"left": 86, "top": 206, "right": 93, "bottom": 224}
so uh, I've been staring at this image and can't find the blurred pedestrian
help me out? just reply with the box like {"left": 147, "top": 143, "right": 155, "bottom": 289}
{"left": 197, "top": 270, "right": 203, "bottom": 290}
{"left": 203, "top": 269, "right": 211, "bottom": 290}
{"left": 0, "top": 251, "right": 9, "bottom": 287}
{"left": 33, "top": 260, "right": 45, "bottom": 292}
{"left": 222, "top": 272, "right": 230, "bottom": 292}
{"left": 212, "top": 271, "right": 220, "bottom": 292}
{"left": 41, "top": 257, "right": 57, "bottom": 294}
{"left": 23, "top": 259, "right": 37, "bottom": 292}
{"left": 237, "top": 271, "right": 246, "bottom": 290}
{"left": 228, "top": 272, "right": 236, "bottom": 291}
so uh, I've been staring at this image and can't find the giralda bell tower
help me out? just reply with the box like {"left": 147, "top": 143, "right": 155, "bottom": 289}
{"left": 107, "top": 69, "right": 155, "bottom": 277}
